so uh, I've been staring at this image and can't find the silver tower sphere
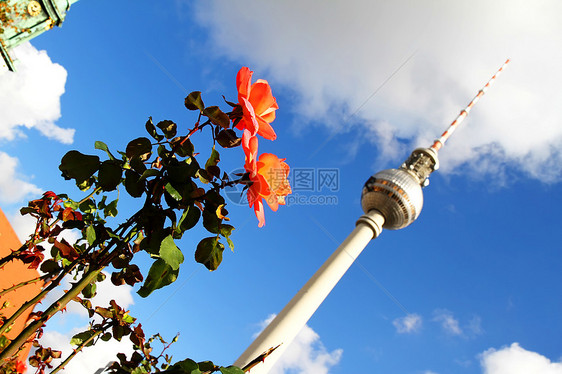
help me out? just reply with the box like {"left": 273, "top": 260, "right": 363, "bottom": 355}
{"left": 361, "top": 147, "right": 439, "bottom": 230}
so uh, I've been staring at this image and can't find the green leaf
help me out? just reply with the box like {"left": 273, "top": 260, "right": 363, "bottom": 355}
{"left": 97, "top": 272, "right": 106, "bottom": 282}
{"left": 95, "top": 306, "right": 112, "bottom": 319}
{"left": 86, "top": 225, "right": 96, "bottom": 246}
{"left": 159, "top": 235, "right": 184, "bottom": 271}
{"left": 82, "top": 282, "right": 97, "bottom": 298}
{"left": 63, "top": 199, "right": 79, "bottom": 210}
{"left": 157, "top": 120, "right": 178, "bottom": 139}
{"left": 205, "top": 146, "right": 221, "bottom": 179}
{"left": 101, "top": 332, "right": 112, "bottom": 342}
{"left": 219, "top": 367, "right": 244, "bottom": 374}
{"left": 104, "top": 199, "right": 118, "bottom": 218}
{"left": 204, "top": 189, "right": 226, "bottom": 206}
{"left": 195, "top": 237, "right": 225, "bottom": 271}
{"left": 202, "top": 207, "right": 221, "bottom": 234}
{"left": 122, "top": 313, "right": 135, "bottom": 324}
{"left": 131, "top": 368, "right": 148, "bottom": 374}
{"left": 137, "top": 259, "right": 179, "bottom": 297}
{"left": 19, "top": 207, "right": 35, "bottom": 216}
{"left": 146, "top": 117, "right": 164, "bottom": 141}
{"left": 197, "top": 361, "right": 215, "bottom": 372}
{"left": 226, "top": 238, "right": 234, "bottom": 252}
{"left": 220, "top": 224, "right": 235, "bottom": 251}
{"left": 112, "top": 324, "right": 126, "bottom": 341}
{"left": 203, "top": 106, "right": 230, "bottom": 129}
{"left": 124, "top": 170, "right": 145, "bottom": 198}
{"left": 220, "top": 224, "right": 235, "bottom": 237}
{"left": 98, "top": 195, "right": 107, "bottom": 209}
{"left": 126, "top": 137, "right": 152, "bottom": 160}
{"left": 79, "top": 199, "right": 96, "bottom": 214}
{"left": 70, "top": 331, "right": 96, "bottom": 347}
{"left": 77, "top": 177, "right": 95, "bottom": 191}
{"left": 216, "top": 129, "right": 241, "bottom": 148}
{"left": 177, "top": 205, "right": 201, "bottom": 233}
{"left": 168, "top": 160, "right": 198, "bottom": 182}
{"left": 40, "top": 259, "right": 60, "bottom": 273}
{"left": 95, "top": 140, "right": 116, "bottom": 160}
{"left": 170, "top": 136, "right": 195, "bottom": 157}
{"left": 98, "top": 160, "right": 123, "bottom": 191}
{"left": 130, "top": 155, "right": 147, "bottom": 174}
{"left": 59, "top": 151, "right": 100, "bottom": 184}
{"left": 184, "top": 91, "right": 204, "bottom": 112}
{"left": 168, "top": 359, "right": 201, "bottom": 374}
{"left": 164, "top": 183, "right": 182, "bottom": 201}
{"left": 196, "top": 169, "right": 210, "bottom": 184}
{"left": 139, "top": 168, "right": 160, "bottom": 181}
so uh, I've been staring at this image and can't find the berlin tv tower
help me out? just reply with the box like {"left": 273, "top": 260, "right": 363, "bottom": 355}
{"left": 234, "top": 59, "right": 510, "bottom": 373}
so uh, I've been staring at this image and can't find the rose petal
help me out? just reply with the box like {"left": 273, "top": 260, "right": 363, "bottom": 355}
{"left": 254, "top": 199, "right": 266, "bottom": 227}
{"left": 250, "top": 80, "right": 277, "bottom": 116}
{"left": 236, "top": 67, "right": 252, "bottom": 99}
{"left": 256, "top": 116, "right": 277, "bottom": 140}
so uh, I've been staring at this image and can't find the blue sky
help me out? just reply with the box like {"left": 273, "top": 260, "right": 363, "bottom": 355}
{"left": 1, "top": 1, "right": 562, "bottom": 373}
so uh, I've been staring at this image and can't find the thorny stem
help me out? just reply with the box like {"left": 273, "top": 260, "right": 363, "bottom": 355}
{"left": 0, "top": 257, "right": 111, "bottom": 364}
{"left": 0, "top": 274, "right": 52, "bottom": 298}
{"left": 197, "top": 345, "right": 281, "bottom": 374}
{"left": 50, "top": 328, "right": 105, "bottom": 374}
{"left": 0, "top": 253, "right": 18, "bottom": 271}
{"left": 0, "top": 222, "right": 121, "bottom": 338}
{"left": 155, "top": 334, "right": 179, "bottom": 362}
{"left": 240, "top": 344, "right": 282, "bottom": 373}
{"left": 0, "top": 261, "right": 78, "bottom": 337}
{"left": 0, "top": 217, "right": 140, "bottom": 365}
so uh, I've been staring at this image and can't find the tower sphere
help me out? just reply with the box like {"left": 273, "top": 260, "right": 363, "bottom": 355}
{"left": 360, "top": 169, "right": 423, "bottom": 230}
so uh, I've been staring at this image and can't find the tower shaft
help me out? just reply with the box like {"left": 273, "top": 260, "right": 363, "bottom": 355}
{"left": 233, "top": 211, "right": 385, "bottom": 372}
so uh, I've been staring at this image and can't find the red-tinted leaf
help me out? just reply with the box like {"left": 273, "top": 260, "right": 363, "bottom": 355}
{"left": 61, "top": 207, "right": 83, "bottom": 222}
{"left": 53, "top": 239, "right": 79, "bottom": 261}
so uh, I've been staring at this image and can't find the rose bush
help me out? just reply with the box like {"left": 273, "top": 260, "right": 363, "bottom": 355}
{"left": 0, "top": 67, "right": 290, "bottom": 373}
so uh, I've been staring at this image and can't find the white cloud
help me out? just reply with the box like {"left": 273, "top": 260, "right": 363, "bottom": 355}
{"left": 253, "top": 314, "right": 343, "bottom": 374}
{"left": 432, "top": 309, "right": 462, "bottom": 336}
{"left": 90, "top": 272, "right": 135, "bottom": 312}
{"left": 393, "top": 313, "right": 422, "bottom": 334}
{"left": 467, "top": 315, "right": 484, "bottom": 336}
{"left": 0, "top": 43, "right": 74, "bottom": 144}
{"left": 6, "top": 210, "right": 38, "bottom": 244}
{"left": 480, "top": 343, "right": 562, "bottom": 374}
{"left": 0, "top": 42, "right": 74, "bottom": 211}
{"left": 194, "top": 0, "right": 562, "bottom": 182}
{"left": 0, "top": 152, "right": 42, "bottom": 204}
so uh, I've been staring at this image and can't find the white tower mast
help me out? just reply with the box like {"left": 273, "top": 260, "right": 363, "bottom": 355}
{"left": 234, "top": 59, "right": 510, "bottom": 373}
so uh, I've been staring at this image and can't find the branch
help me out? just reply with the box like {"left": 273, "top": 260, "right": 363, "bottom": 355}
{"left": 0, "top": 261, "right": 78, "bottom": 337}
{"left": 0, "top": 221, "right": 138, "bottom": 365}
{"left": 241, "top": 344, "right": 282, "bottom": 373}
{"left": 0, "top": 263, "right": 107, "bottom": 363}
{"left": 0, "top": 186, "right": 102, "bottom": 271}
{"left": 50, "top": 328, "right": 104, "bottom": 374}
{"left": 0, "top": 274, "right": 51, "bottom": 297}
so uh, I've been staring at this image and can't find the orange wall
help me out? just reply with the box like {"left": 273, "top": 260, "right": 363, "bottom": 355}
{"left": 0, "top": 207, "right": 41, "bottom": 365}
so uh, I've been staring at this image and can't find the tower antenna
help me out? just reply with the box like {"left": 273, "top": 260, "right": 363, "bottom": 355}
{"left": 431, "top": 59, "right": 510, "bottom": 151}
